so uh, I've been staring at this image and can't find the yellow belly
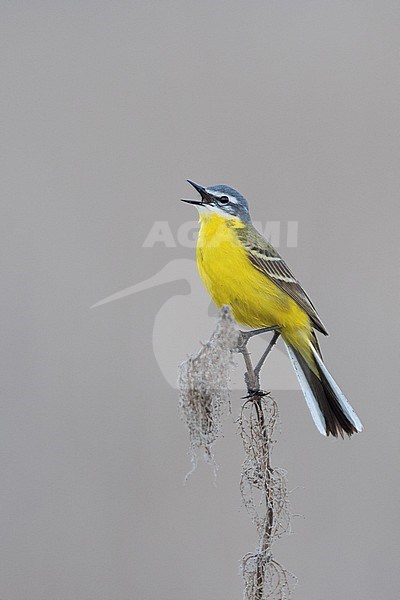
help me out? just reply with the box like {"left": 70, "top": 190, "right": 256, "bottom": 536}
{"left": 196, "top": 213, "right": 310, "bottom": 342}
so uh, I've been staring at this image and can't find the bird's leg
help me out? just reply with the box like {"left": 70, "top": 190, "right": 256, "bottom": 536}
{"left": 237, "top": 327, "right": 281, "bottom": 398}
{"left": 237, "top": 327, "right": 280, "bottom": 397}
{"left": 238, "top": 325, "right": 280, "bottom": 347}
{"left": 254, "top": 331, "right": 281, "bottom": 377}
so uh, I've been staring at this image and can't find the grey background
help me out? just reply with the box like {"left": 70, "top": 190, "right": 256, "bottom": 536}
{"left": 1, "top": 2, "right": 399, "bottom": 599}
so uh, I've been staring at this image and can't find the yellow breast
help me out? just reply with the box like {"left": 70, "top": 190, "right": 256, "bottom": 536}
{"left": 196, "top": 212, "right": 310, "bottom": 335}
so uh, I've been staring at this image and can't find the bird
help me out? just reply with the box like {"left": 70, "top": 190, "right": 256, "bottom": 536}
{"left": 181, "top": 180, "right": 363, "bottom": 437}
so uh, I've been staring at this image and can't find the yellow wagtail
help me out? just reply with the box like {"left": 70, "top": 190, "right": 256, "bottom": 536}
{"left": 181, "top": 180, "right": 363, "bottom": 437}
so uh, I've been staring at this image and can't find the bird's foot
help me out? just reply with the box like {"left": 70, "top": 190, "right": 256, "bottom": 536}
{"left": 241, "top": 388, "right": 269, "bottom": 399}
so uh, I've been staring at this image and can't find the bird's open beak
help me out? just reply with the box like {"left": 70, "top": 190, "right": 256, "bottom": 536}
{"left": 181, "top": 180, "right": 213, "bottom": 205}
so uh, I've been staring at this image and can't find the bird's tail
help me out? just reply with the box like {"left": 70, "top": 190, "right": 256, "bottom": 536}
{"left": 284, "top": 336, "right": 363, "bottom": 437}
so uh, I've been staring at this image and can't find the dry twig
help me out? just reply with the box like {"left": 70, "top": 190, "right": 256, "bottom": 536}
{"left": 179, "top": 306, "right": 296, "bottom": 598}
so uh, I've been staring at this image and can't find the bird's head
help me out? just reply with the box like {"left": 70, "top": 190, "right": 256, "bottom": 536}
{"left": 181, "top": 180, "right": 251, "bottom": 223}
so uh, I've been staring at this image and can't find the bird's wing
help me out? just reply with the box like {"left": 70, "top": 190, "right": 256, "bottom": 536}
{"left": 236, "top": 225, "right": 328, "bottom": 335}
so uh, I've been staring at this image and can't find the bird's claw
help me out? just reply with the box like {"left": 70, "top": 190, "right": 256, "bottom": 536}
{"left": 241, "top": 389, "right": 268, "bottom": 399}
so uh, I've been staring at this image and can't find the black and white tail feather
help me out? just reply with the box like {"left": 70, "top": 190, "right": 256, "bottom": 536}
{"left": 285, "top": 341, "right": 363, "bottom": 437}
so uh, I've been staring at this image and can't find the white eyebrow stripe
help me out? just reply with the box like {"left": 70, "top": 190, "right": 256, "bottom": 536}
{"left": 205, "top": 190, "right": 239, "bottom": 204}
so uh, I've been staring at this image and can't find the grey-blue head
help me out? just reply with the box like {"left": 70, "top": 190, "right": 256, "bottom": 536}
{"left": 181, "top": 180, "right": 251, "bottom": 223}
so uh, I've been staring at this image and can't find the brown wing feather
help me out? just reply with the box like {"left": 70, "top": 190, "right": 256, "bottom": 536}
{"left": 236, "top": 227, "right": 328, "bottom": 335}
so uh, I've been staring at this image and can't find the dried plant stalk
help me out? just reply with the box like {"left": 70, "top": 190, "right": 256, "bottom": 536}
{"left": 239, "top": 395, "right": 296, "bottom": 599}
{"left": 178, "top": 307, "right": 296, "bottom": 598}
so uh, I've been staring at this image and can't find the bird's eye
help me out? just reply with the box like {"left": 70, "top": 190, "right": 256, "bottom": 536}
{"left": 218, "top": 196, "right": 229, "bottom": 204}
